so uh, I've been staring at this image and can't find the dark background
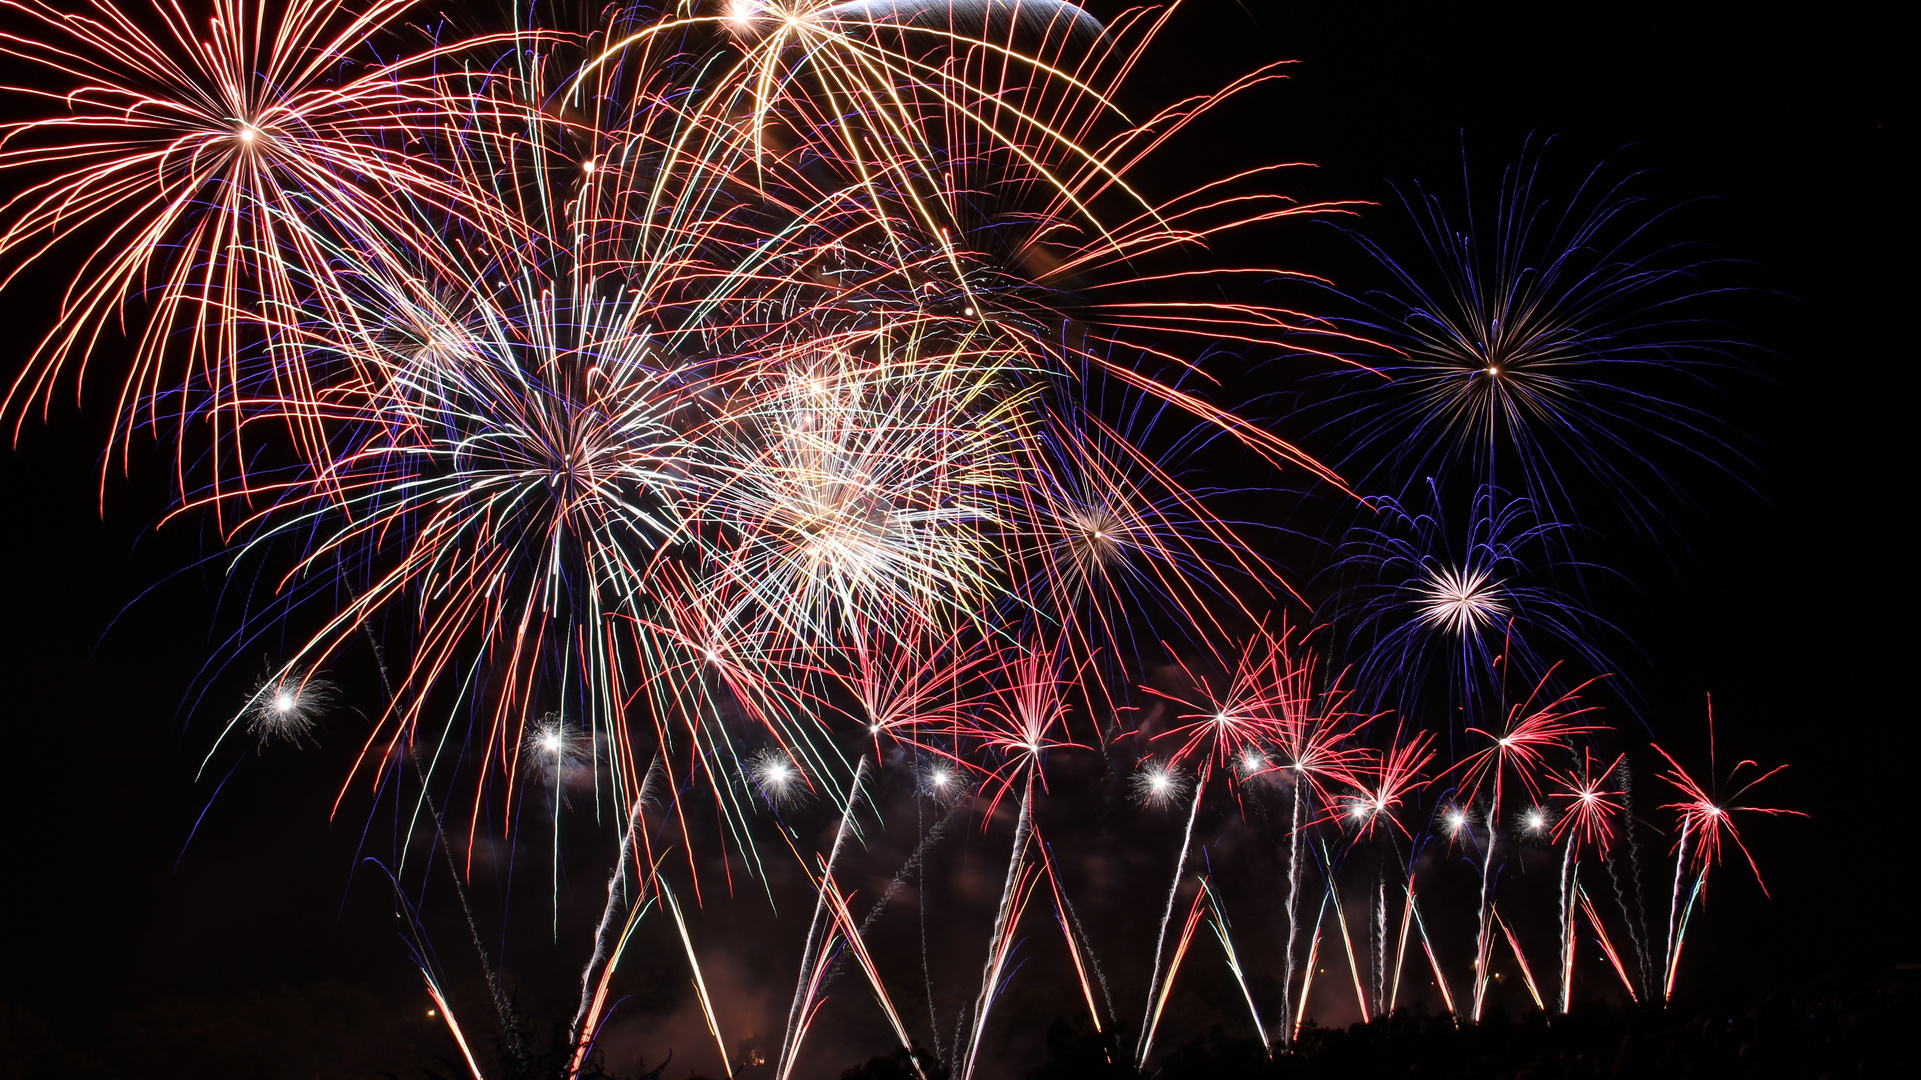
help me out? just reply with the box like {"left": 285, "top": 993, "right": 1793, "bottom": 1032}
{"left": 0, "top": 2, "right": 1908, "bottom": 1076}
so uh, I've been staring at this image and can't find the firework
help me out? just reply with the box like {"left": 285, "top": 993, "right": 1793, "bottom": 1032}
{"left": 1549, "top": 748, "right": 1624, "bottom": 1011}
{"left": 0, "top": 2, "right": 1796, "bottom": 1073}
{"left": 1326, "top": 479, "right": 1614, "bottom": 723}
{"left": 1323, "top": 141, "right": 1750, "bottom": 535}
{"left": 242, "top": 665, "right": 334, "bottom": 744}
{"left": 1453, "top": 667, "right": 1604, "bottom": 1020}
{"left": 1653, "top": 699, "right": 1802, "bottom": 1001}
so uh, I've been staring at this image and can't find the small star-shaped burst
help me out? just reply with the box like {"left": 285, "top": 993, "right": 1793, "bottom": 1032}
{"left": 1414, "top": 565, "right": 1507, "bottom": 634}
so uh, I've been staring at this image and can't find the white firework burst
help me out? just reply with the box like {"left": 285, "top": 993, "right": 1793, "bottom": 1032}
{"left": 246, "top": 668, "right": 335, "bottom": 745}
{"left": 1414, "top": 565, "right": 1507, "bottom": 635}
{"left": 747, "top": 748, "right": 810, "bottom": 809}
{"left": 1131, "top": 759, "right": 1190, "bottom": 810}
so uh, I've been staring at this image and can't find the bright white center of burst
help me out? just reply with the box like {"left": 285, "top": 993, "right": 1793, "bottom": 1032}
{"left": 929, "top": 768, "right": 951, "bottom": 788}
{"left": 1446, "top": 811, "right": 1466, "bottom": 833}
{"left": 963, "top": 307, "right": 975, "bottom": 317}
{"left": 1415, "top": 566, "right": 1507, "bottom": 635}
{"left": 1350, "top": 804, "right": 1371, "bottom": 820}
{"left": 765, "top": 762, "right": 791, "bottom": 783}
{"left": 1708, "top": 805, "right": 1724, "bottom": 817}
{"left": 1524, "top": 810, "right": 1545, "bottom": 831}
{"left": 273, "top": 692, "right": 294, "bottom": 713}
{"left": 541, "top": 732, "right": 562, "bottom": 752}
{"left": 1498, "top": 736, "right": 1513, "bottom": 749}
{"left": 1241, "top": 752, "right": 1262, "bottom": 774}
{"left": 236, "top": 125, "right": 256, "bottom": 143}
{"left": 1150, "top": 774, "right": 1171, "bottom": 793}
{"left": 1485, "top": 365, "right": 1500, "bottom": 377}
{"left": 582, "top": 158, "right": 595, "bottom": 174}
{"left": 729, "top": 0, "right": 754, "bottom": 21}
{"left": 868, "top": 723, "right": 881, "bottom": 735}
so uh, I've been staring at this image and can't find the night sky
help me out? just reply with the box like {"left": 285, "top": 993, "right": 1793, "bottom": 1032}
{"left": 0, "top": 3, "right": 1906, "bottom": 1077}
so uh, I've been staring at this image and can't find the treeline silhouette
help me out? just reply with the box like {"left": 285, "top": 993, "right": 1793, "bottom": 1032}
{"left": 842, "top": 976, "right": 1916, "bottom": 1080}
{"left": 5, "top": 975, "right": 1912, "bottom": 1078}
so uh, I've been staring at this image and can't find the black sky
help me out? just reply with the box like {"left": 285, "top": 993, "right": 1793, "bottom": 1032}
{"left": 0, "top": 2, "right": 1908, "bottom": 1076}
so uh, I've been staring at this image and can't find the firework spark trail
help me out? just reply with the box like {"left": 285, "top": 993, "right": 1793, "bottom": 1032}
{"left": 1293, "top": 890, "right": 1329, "bottom": 1043}
{"left": 1137, "top": 756, "right": 1208, "bottom": 1066}
{"left": 778, "top": 757, "right": 871, "bottom": 1080}
{"left": 1039, "top": 832, "right": 1109, "bottom": 1034}
{"left": 571, "top": 867, "right": 661, "bottom": 1080}
{"left": 1342, "top": 723, "right": 1435, "bottom": 1015}
{"left": 419, "top": 967, "right": 487, "bottom": 1080}
{"left": 1374, "top": 873, "right": 1387, "bottom": 1015}
{"left": 372, "top": 610, "right": 521, "bottom": 1062}
{"left": 1201, "top": 877, "right": 1268, "bottom": 1054}
{"left": 962, "top": 768, "right": 1037, "bottom": 1080}
{"left": 814, "top": 873, "right": 930, "bottom": 1079}
{"left": 1496, "top": 907, "right": 1547, "bottom": 1011}
{"left": 917, "top": 794, "right": 944, "bottom": 1067}
{"left": 572, "top": 762, "right": 660, "bottom": 1044}
{"left": 1559, "top": 841, "right": 1579, "bottom": 1013}
{"left": 815, "top": 781, "right": 968, "bottom": 1016}
{"left": 1387, "top": 875, "right": 1417, "bottom": 1014}
{"left": 1578, "top": 886, "right": 1638, "bottom": 1003}
{"left": 1139, "top": 876, "right": 1210, "bottom": 1066}
{"left": 1610, "top": 759, "right": 1658, "bottom": 998}
{"left": 1327, "top": 847, "right": 1371, "bottom": 1023}
{"left": 1280, "top": 768, "right": 1307, "bottom": 1044}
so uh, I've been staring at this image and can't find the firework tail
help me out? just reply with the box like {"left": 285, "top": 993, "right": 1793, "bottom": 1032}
{"left": 918, "top": 796, "right": 944, "bottom": 1068}
{"left": 1665, "top": 869, "right": 1705, "bottom": 1002}
{"left": 1412, "top": 891, "right": 1458, "bottom": 1020}
{"left": 1203, "top": 878, "right": 1269, "bottom": 1054}
{"left": 1327, "top": 852, "right": 1371, "bottom": 1023}
{"left": 1612, "top": 759, "right": 1657, "bottom": 998}
{"left": 375, "top": 610, "right": 520, "bottom": 1065}
{"left": 1040, "top": 834, "right": 1108, "bottom": 1033}
{"left": 1495, "top": 907, "right": 1546, "bottom": 1011}
{"left": 961, "top": 768, "right": 1037, "bottom": 1080}
{"left": 960, "top": 862, "right": 1043, "bottom": 1080}
{"left": 1578, "top": 886, "right": 1638, "bottom": 1003}
{"left": 573, "top": 761, "right": 660, "bottom": 1040}
{"left": 1664, "top": 818, "right": 1696, "bottom": 1003}
{"left": 1472, "top": 788, "right": 1502, "bottom": 1022}
{"left": 658, "top": 877, "right": 733, "bottom": 1078}
{"left": 1139, "top": 758, "right": 1209, "bottom": 1063}
{"left": 1293, "top": 891, "right": 1330, "bottom": 1042}
{"left": 1388, "top": 875, "right": 1418, "bottom": 1014}
{"left": 1279, "top": 773, "right": 1307, "bottom": 1045}
{"left": 818, "top": 875, "right": 930, "bottom": 1079}
{"left": 420, "top": 967, "right": 487, "bottom": 1080}
{"left": 551, "top": 733, "right": 565, "bottom": 940}
{"left": 1375, "top": 870, "right": 1388, "bottom": 1014}
{"left": 1140, "top": 878, "right": 1210, "bottom": 1065}
{"left": 571, "top": 875, "right": 661, "bottom": 1079}
{"left": 1559, "top": 838, "right": 1577, "bottom": 1012}
{"left": 827, "top": 794, "right": 967, "bottom": 999}
{"left": 777, "top": 758, "right": 870, "bottom": 1080}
